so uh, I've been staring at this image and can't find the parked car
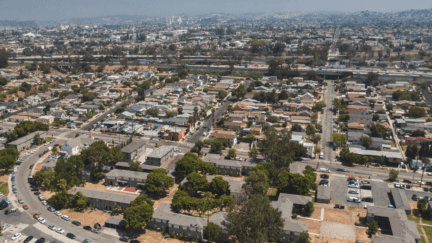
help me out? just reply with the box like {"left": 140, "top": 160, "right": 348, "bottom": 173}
{"left": 424, "top": 187, "right": 430, "bottom": 192}
{"left": 47, "top": 206, "right": 55, "bottom": 212}
{"left": 55, "top": 228, "right": 64, "bottom": 234}
{"left": 38, "top": 218, "right": 46, "bottom": 224}
{"left": 320, "top": 174, "right": 329, "bottom": 179}
{"left": 83, "top": 225, "right": 92, "bottom": 231}
{"left": 388, "top": 205, "right": 395, "bottom": 208}
{"left": 72, "top": 220, "right": 82, "bottom": 226}
{"left": 18, "top": 199, "right": 24, "bottom": 204}
{"left": 319, "top": 168, "right": 330, "bottom": 173}
{"left": 348, "top": 184, "right": 358, "bottom": 188}
{"left": 66, "top": 233, "right": 76, "bottom": 239}
{"left": 403, "top": 179, "right": 412, "bottom": 183}
{"left": 12, "top": 233, "right": 22, "bottom": 241}
{"left": 2, "top": 224, "right": 10, "bottom": 230}
{"left": 362, "top": 197, "right": 373, "bottom": 202}
{"left": 48, "top": 224, "right": 56, "bottom": 231}
{"left": 54, "top": 211, "right": 62, "bottom": 216}
{"left": 348, "top": 190, "right": 359, "bottom": 194}
{"left": 24, "top": 236, "right": 33, "bottom": 243}
{"left": 337, "top": 168, "right": 346, "bottom": 172}
{"left": 412, "top": 194, "right": 419, "bottom": 201}
{"left": 120, "top": 236, "right": 129, "bottom": 242}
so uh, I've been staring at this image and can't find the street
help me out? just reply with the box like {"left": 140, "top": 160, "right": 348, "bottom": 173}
{"left": 321, "top": 80, "right": 336, "bottom": 162}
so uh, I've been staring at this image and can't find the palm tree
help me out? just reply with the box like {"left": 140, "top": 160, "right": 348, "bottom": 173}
{"left": 420, "top": 157, "right": 430, "bottom": 187}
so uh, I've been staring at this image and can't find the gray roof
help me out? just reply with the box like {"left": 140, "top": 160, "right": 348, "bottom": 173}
{"left": 316, "top": 185, "right": 331, "bottom": 200}
{"left": 202, "top": 153, "right": 242, "bottom": 168}
{"left": 147, "top": 146, "right": 175, "bottom": 159}
{"left": 105, "top": 169, "right": 148, "bottom": 180}
{"left": 390, "top": 188, "right": 411, "bottom": 212}
{"left": 272, "top": 193, "right": 310, "bottom": 233}
{"left": 8, "top": 131, "right": 47, "bottom": 146}
{"left": 349, "top": 148, "right": 403, "bottom": 159}
{"left": 68, "top": 187, "right": 137, "bottom": 204}
{"left": 104, "top": 217, "right": 125, "bottom": 227}
{"left": 367, "top": 206, "right": 420, "bottom": 242}
{"left": 64, "top": 137, "right": 95, "bottom": 149}
{"left": 121, "top": 140, "right": 146, "bottom": 153}
{"left": 207, "top": 175, "right": 245, "bottom": 194}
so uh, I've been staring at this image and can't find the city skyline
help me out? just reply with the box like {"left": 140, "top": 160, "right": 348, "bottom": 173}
{"left": 2, "top": 0, "right": 432, "bottom": 21}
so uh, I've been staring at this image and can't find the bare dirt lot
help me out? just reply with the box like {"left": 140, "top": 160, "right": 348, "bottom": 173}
{"left": 298, "top": 218, "right": 321, "bottom": 234}
{"left": 321, "top": 237, "right": 354, "bottom": 243}
{"left": 41, "top": 190, "right": 56, "bottom": 200}
{"left": 309, "top": 207, "right": 322, "bottom": 220}
{"left": 310, "top": 236, "right": 320, "bottom": 243}
{"left": 323, "top": 208, "right": 353, "bottom": 225}
{"left": 356, "top": 227, "right": 372, "bottom": 243}
{"left": 60, "top": 209, "right": 111, "bottom": 226}
{"left": 0, "top": 170, "right": 10, "bottom": 182}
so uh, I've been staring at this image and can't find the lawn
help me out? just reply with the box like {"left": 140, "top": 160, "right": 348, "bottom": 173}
{"left": 421, "top": 236, "right": 426, "bottom": 243}
{"left": 46, "top": 137, "right": 55, "bottom": 142}
{"left": 267, "top": 188, "right": 278, "bottom": 197}
{"left": 407, "top": 214, "right": 420, "bottom": 223}
{"left": 423, "top": 226, "right": 432, "bottom": 242}
{"left": 0, "top": 183, "right": 8, "bottom": 195}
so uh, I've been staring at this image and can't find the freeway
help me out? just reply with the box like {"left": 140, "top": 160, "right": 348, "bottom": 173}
{"left": 14, "top": 139, "right": 114, "bottom": 242}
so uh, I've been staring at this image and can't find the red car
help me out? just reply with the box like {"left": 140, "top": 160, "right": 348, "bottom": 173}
{"left": 23, "top": 205, "right": 28, "bottom": 210}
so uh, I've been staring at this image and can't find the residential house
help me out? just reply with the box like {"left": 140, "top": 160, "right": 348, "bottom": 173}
{"left": 60, "top": 137, "right": 95, "bottom": 155}
{"left": 36, "top": 115, "right": 55, "bottom": 125}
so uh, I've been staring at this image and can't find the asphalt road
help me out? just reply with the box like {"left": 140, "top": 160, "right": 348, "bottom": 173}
{"left": 187, "top": 80, "right": 251, "bottom": 144}
{"left": 321, "top": 81, "right": 336, "bottom": 161}
{"left": 330, "top": 175, "right": 348, "bottom": 205}
{"left": 14, "top": 140, "right": 114, "bottom": 243}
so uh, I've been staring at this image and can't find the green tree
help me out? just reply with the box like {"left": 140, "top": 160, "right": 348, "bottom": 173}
{"left": 228, "top": 148, "right": 237, "bottom": 159}
{"left": 124, "top": 203, "right": 154, "bottom": 231}
{"left": 218, "top": 90, "right": 228, "bottom": 99}
{"left": 178, "top": 107, "right": 183, "bottom": 114}
{"left": 112, "top": 204, "right": 122, "bottom": 215}
{"left": 418, "top": 198, "right": 428, "bottom": 213}
{"left": 175, "top": 152, "right": 217, "bottom": 177}
{"left": 276, "top": 171, "right": 317, "bottom": 195}
{"left": 204, "top": 222, "right": 222, "bottom": 241}
{"left": 243, "top": 170, "right": 269, "bottom": 196}
{"left": 187, "top": 172, "right": 209, "bottom": 193}
{"left": 304, "top": 201, "right": 314, "bottom": 216}
{"left": 249, "top": 147, "right": 259, "bottom": 159}
{"left": 331, "top": 133, "right": 347, "bottom": 148}
{"left": 33, "top": 133, "right": 42, "bottom": 145}
{"left": 333, "top": 98, "right": 342, "bottom": 111}
{"left": 405, "top": 144, "right": 419, "bottom": 160}
{"left": 312, "top": 135, "right": 321, "bottom": 145}
{"left": 370, "top": 123, "right": 390, "bottom": 139}
{"left": 232, "top": 84, "right": 247, "bottom": 99}
{"left": 144, "top": 169, "right": 174, "bottom": 196}
{"left": 291, "top": 124, "right": 303, "bottom": 132}
{"left": 366, "top": 221, "right": 379, "bottom": 238}
{"left": 146, "top": 108, "right": 159, "bottom": 117}
{"left": 52, "top": 146, "right": 58, "bottom": 153}
{"left": 227, "top": 194, "right": 284, "bottom": 243}
{"left": 408, "top": 106, "right": 426, "bottom": 118}
{"left": 210, "top": 177, "right": 230, "bottom": 197}
{"left": 359, "top": 136, "right": 373, "bottom": 149}
{"left": 178, "top": 69, "right": 188, "bottom": 79}
{"left": 305, "top": 124, "right": 316, "bottom": 136}
{"left": 0, "top": 147, "right": 19, "bottom": 172}
{"left": 389, "top": 169, "right": 399, "bottom": 181}
{"left": 129, "top": 161, "right": 142, "bottom": 171}
{"left": 296, "top": 232, "right": 311, "bottom": 243}
{"left": 50, "top": 192, "right": 70, "bottom": 209}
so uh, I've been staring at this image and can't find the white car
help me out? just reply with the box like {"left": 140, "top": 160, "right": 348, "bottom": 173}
{"left": 319, "top": 168, "right": 330, "bottom": 173}
{"left": 428, "top": 173, "right": 432, "bottom": 176}
{"left": 12, "top": 233, "right": 22, "bottom": 241}
{"left": 54, "top": 211, "right": 62, "bottom": 216}
{"left": 56, "top": 228, "right": 65, "bottom": 234}
{"left": 348, "top": 184, "right": 358, "bottom": 188}
{"left": 0, "top": 192, "right": 4, "bottom": 197}
{"left": 38, "top": 217, "right": 46, "bottom": 224}
{"left": 18, "top": 199, "right": 24, "bottom": 204}
{"left": 415, "top": 181, "right": 426, "bottom": 185}
{"left": 48, "top": 224, "right": 56, "bottom": 231}
{"left": 42, "top": 201, "right": 48, "bottom": 206}
{"left": 2, "top": 224, "right": 10, "bottom": 230}
{"left": 395, "top": 183, "right": 400, "bottom": 188}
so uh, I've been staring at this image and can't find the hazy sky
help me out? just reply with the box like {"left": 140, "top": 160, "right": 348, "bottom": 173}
{"left": 2, "top": 0, "right": 432, "bottom": 21}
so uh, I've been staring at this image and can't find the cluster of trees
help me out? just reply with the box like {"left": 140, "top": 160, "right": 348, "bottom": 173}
{"left": 81, "top": 92, "right": 98, "bottom": 102}
{"left": 80, "top": 141, "right": 124, "bottom": 172}
{"left": 369, "top": 123, "right": 390, "bottom": 139}
{"left": 231, "top": 84, "right": 247, "bottom": 100}
{"left": 50, "top": 191, "right": 89, "bottom": 211}
{"left": 144, "top": 169, "right": 174, "bottom": 196}
{"left": 253, "top": 90, "right": 288, "bottom": 104}
{"left": 124, "top": 195, "right": 154, "bottom": 231}
{"left": 339, "top": 147, "right": 385, "bottom": 166}
{"left": 5, "top": 121, "right": 49, "bottom": 142}
{"left": 404, "top": 143, "right": 432, "bottom": 161}
{"left": 209, "top": 138, "right": 230, "bottom": 155}
{"left": 392, "top": 90, "right": 421, "bottom": 101}
{"left": 33, "top": 155, "right": 86, "bottom": 192}
{"left": 312, "top": 101, "right": 326, "bottom": 112}
{"left": 331, "top": 133, "right": 347, "bottom": 148}
{"left": 276, "top": 166, "right": 317, "bottom": 196}
{"left": 407, "top": 106, "right": 426, "bottom": 118}
{"left": 175, "top": 152, "right": 217, "bottom": 177}
{"left": 172, "top": 189, "right": 234, "bottom": 216}
{"left": 0, "top": 147, "right": 20, "bottom": 171}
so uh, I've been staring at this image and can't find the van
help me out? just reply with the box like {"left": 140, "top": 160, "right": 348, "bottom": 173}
{"left": 61, "top": 215, "right": 70, "bottom": 221}
{"left": 319, "top": 152, "right": 324, "bottom": 159}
